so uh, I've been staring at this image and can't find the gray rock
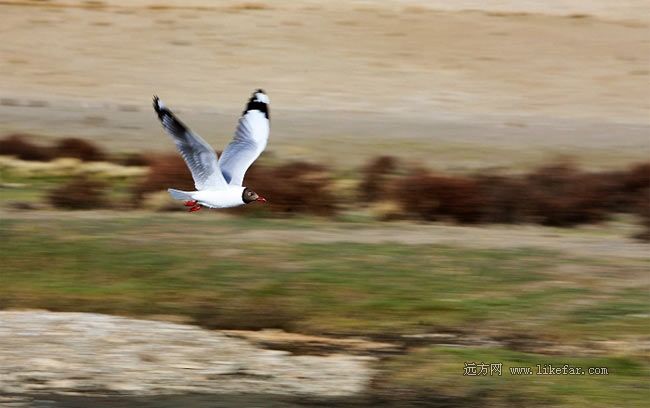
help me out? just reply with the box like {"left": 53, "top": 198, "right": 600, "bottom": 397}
{"left": 0, "top": 311, "right": 374, "bottom": 397}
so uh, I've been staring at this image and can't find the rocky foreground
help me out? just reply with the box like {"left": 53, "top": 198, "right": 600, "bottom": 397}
{"left": 0, "top": 311, "right": 374, "bottom": 399}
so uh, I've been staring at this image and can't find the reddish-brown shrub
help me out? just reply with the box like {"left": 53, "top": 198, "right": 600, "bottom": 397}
{"left": 132, "top": 154, "right": 194, "bottom": 201}
{"left": 520, "top": 162, "right": 648, "bottom": 224}
{"left": 623, "top": 163, "right": 650, "bottom": 240}
{"left": 358, "top": 155, "right": 399, "bottom": 203}
{"left": 390, "top": 162, "right": 650, "bottom": 227}
{"left": 621, "top": 163, "right": 650, "bottom": 192}
{"left": 524, "top": 163, "right": 607, "bottom": 226}
{"left": 474, "top": 175, "right": 528, "bottom": 224}
{"left": 48, "top": 176, "right": 110, "bottom": 209}
{"left": 113, "top": 152, "right": 154, "bottom": 167}
{"left": 0, "top": 134, "right": 52, "bottom": 161}
{"left": 394, "top": 170, "right": 483, "bottom": 223}
{"left": 608, "top": 163, "right": 650, "bottom": 213}
{"left": 53, "top": 137, "right": 106, "bottom": 162}
{"left": 242, "top": 161, "right": 337, "bottom": 216}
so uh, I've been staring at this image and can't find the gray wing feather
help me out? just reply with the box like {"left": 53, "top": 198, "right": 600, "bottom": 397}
{"left": 219, "top": 90, "right": 270, "bottom": 186}
{"left": 153, "top": 96, "right": 226, "bottom": 190}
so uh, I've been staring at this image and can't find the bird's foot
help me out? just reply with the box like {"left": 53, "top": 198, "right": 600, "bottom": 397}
{"left": 184, "top": 200, "right": 198, "bottom": 207}
{"left": 188, "top": 205, "right": 202, "bottom": 212}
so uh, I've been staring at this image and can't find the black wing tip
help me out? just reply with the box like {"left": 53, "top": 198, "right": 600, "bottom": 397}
{"left": 152, "top": 95, "right": 173, "bottom": 122}
{"left": 243, "top": 89, "right": 270, "bottom": 119}
{"left": 152, "top": 95, "right": 162, "bottom": 113}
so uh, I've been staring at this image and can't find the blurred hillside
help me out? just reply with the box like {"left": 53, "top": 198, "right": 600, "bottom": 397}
{"left": 1, "top": 0, "right": 648, "bottom": 121}
{"left": 1, "top": 0, "right": 649, "bottom": 171}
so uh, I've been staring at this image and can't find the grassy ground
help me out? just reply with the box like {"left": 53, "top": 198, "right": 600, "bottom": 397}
{"left": 1, "top": 152, "right": 648, "bottom": 407}
{"left": 375, "top": 346, "right": 649, "bottom": 407}
{"left": 1, "top": 211, "right": 648, "bottom": 406}
{"left": 2, "top": 213, "right": 648, "bottom": 336}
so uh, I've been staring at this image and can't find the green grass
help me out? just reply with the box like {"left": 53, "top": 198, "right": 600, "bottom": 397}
{"left": 0, "top": 225, "right": 549, "bottom": 331}
{"left": 0, "top": 177, "right": 57, "bottom": 203}
{"left": 376, "top": 346, "right": 649, "bottom": 407}
{"left": 1, "top": 213, "right": 648, "bottom": 406}
{"left": 1, "top": 214, "right": 647, "bottom": 337}
{"left": 0, "top": 170, "right": 140, "bottom": 207}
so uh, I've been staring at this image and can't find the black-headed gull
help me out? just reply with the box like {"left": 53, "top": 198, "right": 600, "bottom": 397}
{"left": 153, "top": 89, "right": 269, "bottom": 212}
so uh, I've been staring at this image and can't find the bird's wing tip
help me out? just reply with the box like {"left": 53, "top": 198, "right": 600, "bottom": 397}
{"left": 153, "top": 95, "right": 165, "bottom": 110}
{"left": 250, "top": 89, "right": 269, "bottom": 105}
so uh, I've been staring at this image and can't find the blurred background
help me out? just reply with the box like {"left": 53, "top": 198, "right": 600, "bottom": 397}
{"left": 0, "top": 0, "right": 649, "bottom": 407}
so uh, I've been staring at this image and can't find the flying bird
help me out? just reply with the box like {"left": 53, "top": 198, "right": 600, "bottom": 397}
{"left": 153, "top": 90, "right": 269, "bottom": 212}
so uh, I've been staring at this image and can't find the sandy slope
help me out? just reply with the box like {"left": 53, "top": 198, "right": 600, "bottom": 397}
{"left": 0, "top": 0, "right": 648, "bottom": 170}
{"left": 0, "top": 0, "right": 648, "bottom": 121}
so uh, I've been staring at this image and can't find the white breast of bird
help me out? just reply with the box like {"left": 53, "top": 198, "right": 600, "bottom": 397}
{"left": 192, "top": 186, "right": 247, "bottom": 208}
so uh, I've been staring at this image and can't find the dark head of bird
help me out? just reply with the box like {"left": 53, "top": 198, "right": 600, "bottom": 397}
{"left": 242, "top": 187, "right": 267, "bottom": 204}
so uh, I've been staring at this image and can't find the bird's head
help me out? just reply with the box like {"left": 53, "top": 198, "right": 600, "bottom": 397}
{"left": 242, "top": 187, "right": 267, "bottom": 204}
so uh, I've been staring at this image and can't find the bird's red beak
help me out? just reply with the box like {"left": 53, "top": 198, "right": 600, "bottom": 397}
{"left": 256, "top": 196, "right": 267, "bottom": 203}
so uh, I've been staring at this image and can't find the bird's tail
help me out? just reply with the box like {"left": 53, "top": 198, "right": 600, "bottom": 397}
{"left": 168, "top": 188, "right": 194, "bottom": 201}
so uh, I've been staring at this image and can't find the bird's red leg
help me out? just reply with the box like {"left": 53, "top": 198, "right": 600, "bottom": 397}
{"left": 189, "top": 204, "right": 202, "bottom": 212}
{"left": 184, "top": 200, "right": 197, "bottom": 207}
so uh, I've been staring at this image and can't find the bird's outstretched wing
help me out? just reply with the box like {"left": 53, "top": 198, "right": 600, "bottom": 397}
{"left": 218, "top": 89, "right": 270, "bottom": 186}
{"left": 153, "top": 96, "right": 226, "bottom": 190}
